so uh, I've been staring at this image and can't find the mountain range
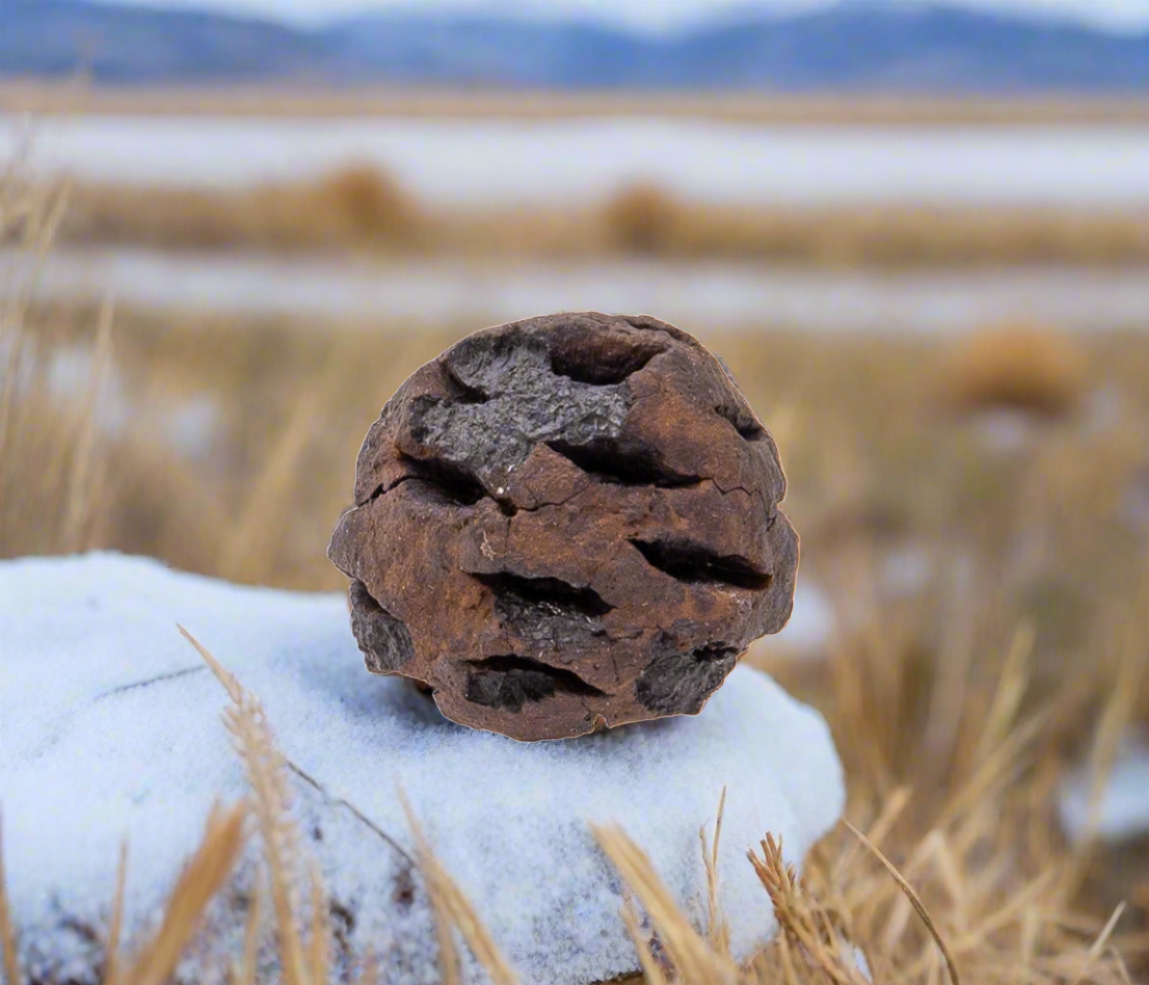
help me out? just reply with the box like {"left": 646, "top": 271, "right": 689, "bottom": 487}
{"left": 3, "top": 0, "right": 1149, "bottom": 90}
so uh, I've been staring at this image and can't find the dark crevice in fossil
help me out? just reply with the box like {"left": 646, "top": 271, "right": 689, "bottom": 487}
{"left": 692, "top": 642, "right": 741, "bottom": 662}
{"left": 464, "top": 654, "right": 605, "bottom": 712}
{"left": 441, "top": 361, "right": 490, "bottom": 404}
{"left": 471, "top": 571, "right": 615, "bottom": 621}
{"left": 549, "top": 337, "right": 665, "bottom": 385}
{"left": 629, "top": 537, "right": 773, "bottom": 590}
{"left": 546, "top": 438, "right": 702, "bottom": 488}
{"left": 715, "top": 402, "right": 766, "bottom": 440}
{"left": 396, "top": 453, "right": 487, "bottom": 506}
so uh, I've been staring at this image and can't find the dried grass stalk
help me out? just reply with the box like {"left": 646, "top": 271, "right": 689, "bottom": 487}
{"left": 180, "top": 624, "right": 323, "bottom": 985}
{"left": 400, "top": 790, "right": 518, "bottom": 985}
{"left": 121, "top": 801, "right": 247, "bottom": 985}
{"left": 0, "top": 816, "right": 23, "bottom": 985}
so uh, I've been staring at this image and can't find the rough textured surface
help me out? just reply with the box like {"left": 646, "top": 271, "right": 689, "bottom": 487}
{"left": 1, "top": 553, "right": 844, "bottom": 985}
{"left": 329, "top": 312, "right": 798, "bottom": 740}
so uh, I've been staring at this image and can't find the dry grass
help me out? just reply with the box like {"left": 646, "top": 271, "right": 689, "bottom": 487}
{"left": 57, "top": 163, "right": 419, "bottom": 252}
{"left": 4, "top": 161, "right": 1149, "bottom": 983}
{"left": 15, "top": 170, "right": 1149, "bottom": 266}
{"left": 938, "top": 321, "right": 1089, "bottom": 417}
{"left": 6, "top": 82, "right": 1149, "bottom": 126}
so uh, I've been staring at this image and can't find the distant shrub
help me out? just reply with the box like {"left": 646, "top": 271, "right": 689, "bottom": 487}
{"left": 938, "top": 320, "right": 1087, "bottom": 418}
{"left": 600, "top": 182, "right": 681, "bottom": 254}
{"left": 62, "top": 162, "right": 421, "bottom": 251}
{"left": 309, "top": 161, "right": 419, "bottom": 243}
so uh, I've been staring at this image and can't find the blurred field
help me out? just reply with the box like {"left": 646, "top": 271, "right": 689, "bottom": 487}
{"left": 31, "top": 169, "right": 1149, "bottom": 266}
{"left": 7, "top": 82, "right": 1149, "bottom": 125}
{"left": 5, "top": 157, "right": 1149, "bottom": 981}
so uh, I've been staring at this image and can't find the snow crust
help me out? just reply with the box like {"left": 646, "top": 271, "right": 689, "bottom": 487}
{"left": 1, "top": 552, "right": 845, "bottom": 983}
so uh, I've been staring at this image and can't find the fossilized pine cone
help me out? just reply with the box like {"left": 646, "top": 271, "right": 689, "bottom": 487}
{"left": 328, "top": 312, "right": 798, "bottom": 741}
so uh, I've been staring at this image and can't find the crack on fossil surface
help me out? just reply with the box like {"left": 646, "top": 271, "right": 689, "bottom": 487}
{"left": 392, "top": 453, "right": 487, "bottom": 506}
{"left": 715, "top": 401, "right": 767, "bottom": 440}
{"left": 629, "top": 537, "right": 773, "bottom": 591}
{"left": 441, "top": 360, "right": 490, "bottom": 404}
{"left": 546, "top": 438, "right": 702, "bottom": 489}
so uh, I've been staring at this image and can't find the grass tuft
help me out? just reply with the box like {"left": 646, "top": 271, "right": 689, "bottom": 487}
{"left": 938, "top": 320, "right": 1088, "bottom": 417}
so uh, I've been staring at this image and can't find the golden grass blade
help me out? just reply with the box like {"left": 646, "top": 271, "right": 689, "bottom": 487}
{"left": 399, "top": 789, "right": 518, "bottom": 985}
{"left": 353, "top": 949, "right": 380, "bottom": 985}
{"left": 179, "top": 624, "right": 310, "bottom": 985}
{"left": 973, "top": 620, "right": 1035, "bottom": 764}
{"left": 749, "top": 834, "right": 862, "bottom": 985}
{"left": 398, "top": 790, "right": 459, "bottom": 985}
{"left": 844, "top": 821, "right": 962, "bottom": 985}
{"left": 103, "top": 841, "right": 129, "bottom": 985}
{"left": 216, "top": 387, "right": 319, "bottom": 583}
{"left": 125, "top": 801, "right": 246, "bottom": 985}
{"left": 593, "top": 822, "right": 735, "bottom": 984}
{"left": 307, "top": 860, "right": 330, "bottom": 985}
{"left": 235, "top": 881, "right": 263, "bottom": 985}
{"left": 1107, "top": 943, "right": 1134, "bottom": 985}
{"left": 0, "top": 815, "right": 22, "bottom": 985}
{"left": 701, "top": 786, "right": 730, "bottom": 956}
{"left": 837, "top": 785, "right": 911, "bottom": 876}
{"left": 62, "top": 293, "right": 114, "bottom": 552}
{"left": 619, "top": 896, "right": 669, "bottom": 985}
{"left": 1067, "top": 902, "right": 1125, "bottom": 985}
{"left": 1070, "top": 572, "right": 1149, "bottom": 880}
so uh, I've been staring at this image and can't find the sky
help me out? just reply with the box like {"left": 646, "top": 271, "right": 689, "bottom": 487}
{"left": 111, "top": 0, "right": 1149, "bottom": 32}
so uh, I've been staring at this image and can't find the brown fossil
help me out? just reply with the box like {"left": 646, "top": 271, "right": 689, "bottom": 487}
{"left": 328, "top": 312, "right": 798, "bottom": 740}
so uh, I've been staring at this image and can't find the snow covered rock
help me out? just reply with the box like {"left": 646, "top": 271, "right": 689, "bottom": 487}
{"left": 1, "top": 553, "right": 845, "bottom": 984}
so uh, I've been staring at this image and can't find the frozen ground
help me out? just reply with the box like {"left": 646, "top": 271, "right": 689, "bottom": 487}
{"left": 1, "top": 552, "right": 845, "bottom": 984}
{"left": 9, "top": 250, "right": 1149, "bottom": 333}
{"left": 10, "top": 116, "right": 1149, "bottom": 204}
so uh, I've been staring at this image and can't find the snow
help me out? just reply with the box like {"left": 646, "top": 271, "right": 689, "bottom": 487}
{"left": 0, "top": 552, "right": 845, "bottom": 984}
{"left": 1059, "top": 731, "right": 1149, "bottom": 845}
{"left": 750, "top": 580, "right": 836, "bottom": 660}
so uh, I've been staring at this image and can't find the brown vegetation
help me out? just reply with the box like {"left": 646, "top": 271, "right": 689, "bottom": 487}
{"left": 938, "top": 321, "right": 1089, "bottom": 417}
{"left": 6, "top": 81, "right": 1149, "bottom": 126}
{"left": 36, "top": 169, "right": 1149, "bottom": 265}
{"left": 58, "top": 163, "right": 419, "bottom": 251}
{"left": 5, "top": 176, "right": 1149, "bottom": 982}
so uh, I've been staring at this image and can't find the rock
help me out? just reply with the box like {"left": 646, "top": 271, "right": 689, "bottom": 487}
{"left": 1, "top": 553, "right": 844, "bottom": 985}
{"left": 329, "top": 312, "right": 798, "bottom": 741}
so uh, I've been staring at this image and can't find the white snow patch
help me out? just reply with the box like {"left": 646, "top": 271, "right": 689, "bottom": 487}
{"left": 0, "top": 552, "right": 845, "bottom": 984}
{"left": 1059, "top": 731, "right": 1149, "bottom": 845}
{"left": 163, "top": 394, "right": 221, "bottom": 458}
{"left": 751, "top": 580, "right": 836, "bottom": 661}
{"left": 971, "top": 408, "right": 1037, "bottom": 454}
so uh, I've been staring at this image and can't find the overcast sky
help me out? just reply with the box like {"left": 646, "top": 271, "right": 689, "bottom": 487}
{"left": 113, "top": 0, "right": 1149, "bottom": 32}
